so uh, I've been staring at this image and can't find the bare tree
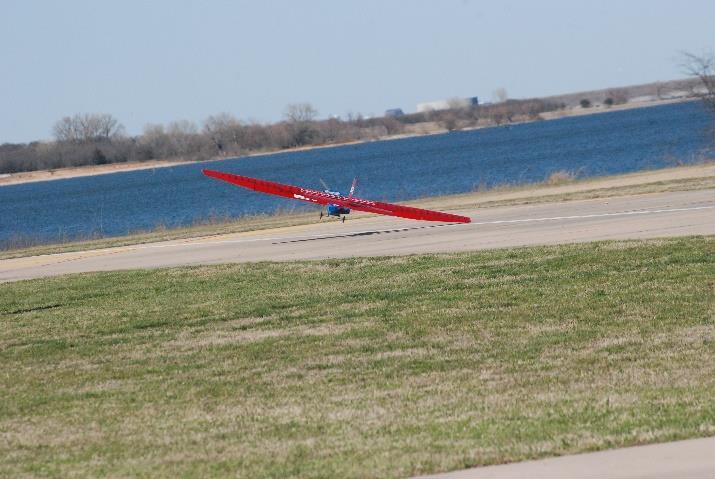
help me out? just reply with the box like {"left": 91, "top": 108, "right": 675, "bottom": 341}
{"left": 53, "top": 113, "right": 124, "bottom": 142}
{"left": 681, "top": 51, "right": 715, "bottom": 110}
{"left": 88, "top": 113, "right": 124, "bottom": 139}
{"left": 167, "top": 120, "right": 204, "bottom": 157}
{"left": 204, "top": 113, "right": 244, "bottom": 155}
{"left": 53, "top": 117, "right": 81, "bottom": 142}
{"left": 283, "top": 103, "right": 318, "bottom": 123}
{"left": 139, "top": 123, "right": 170, "bottom": 159}
{"left": 204, "top": 113, "right": 235, "bottom": 150}
{"left": 283, "top": 103, "right": 318, "bottom": 146}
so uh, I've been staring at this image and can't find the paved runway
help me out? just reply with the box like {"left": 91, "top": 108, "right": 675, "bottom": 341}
{"left": 2, "top": 189, "right": 713, "bottom": 282}
{"left": 416, "top": 436, "right": 715, "bottom": 479}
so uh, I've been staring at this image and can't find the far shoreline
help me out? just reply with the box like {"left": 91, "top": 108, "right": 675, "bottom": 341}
{"left": 0, "top": 96, "right": 694, "bottom": 188}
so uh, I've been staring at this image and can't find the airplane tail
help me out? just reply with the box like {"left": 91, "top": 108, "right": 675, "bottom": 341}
{"left": 348, "top": 177, "right": 358, "bottom": 199}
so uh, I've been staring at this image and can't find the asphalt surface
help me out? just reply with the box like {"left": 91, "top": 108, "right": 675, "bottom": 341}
{"left": 2, "top": 189, "right": 713, "bottom": 282}
{"left": 416, "top": 437, "right": 715, "bottom": 479}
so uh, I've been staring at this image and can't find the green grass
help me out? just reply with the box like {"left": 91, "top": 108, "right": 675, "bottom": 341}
{"left": 1, "top": 237, "right": 714, "bottom": 478}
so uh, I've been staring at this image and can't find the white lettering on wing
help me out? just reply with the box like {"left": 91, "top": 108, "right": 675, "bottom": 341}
{"left": 297, "top": 188, "right": 376, "bottom": 206}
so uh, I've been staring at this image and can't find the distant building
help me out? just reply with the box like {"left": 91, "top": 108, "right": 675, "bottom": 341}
{"left": 384, "top": 108, "right": 405, "bottom": 118}
{"left": 416, "top": 96, "right": 478, "bottom": 113}
{"left": 416, "top": 100, "right": 450, "bottom": 112}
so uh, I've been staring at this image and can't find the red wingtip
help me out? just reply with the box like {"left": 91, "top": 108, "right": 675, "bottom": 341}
{"left": 450, "top": 215, "right": 471, "bottom": 223}
{"left": 202, "top": 169, "right": 223, "bottom": 180}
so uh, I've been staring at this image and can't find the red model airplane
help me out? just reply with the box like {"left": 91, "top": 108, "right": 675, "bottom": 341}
{"left": 202, "top": 169, "right": 471, "bottom": 223}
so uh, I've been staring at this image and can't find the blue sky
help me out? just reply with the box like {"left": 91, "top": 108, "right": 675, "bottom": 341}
{"left": 1, "top": 0, "right": 713, "bottom": 143}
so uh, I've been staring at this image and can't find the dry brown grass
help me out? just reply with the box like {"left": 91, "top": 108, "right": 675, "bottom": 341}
{"left": 545, "top": 170, "right": 577, "bottom": 185}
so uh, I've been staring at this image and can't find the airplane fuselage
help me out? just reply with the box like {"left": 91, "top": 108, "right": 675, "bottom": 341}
{"left": 327, "top": 204, "right": 351, "bottom": 217}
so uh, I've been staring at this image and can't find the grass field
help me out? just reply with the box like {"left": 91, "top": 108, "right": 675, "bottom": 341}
{"left": 1, "top": 237, "right": 714, "bottom": 477}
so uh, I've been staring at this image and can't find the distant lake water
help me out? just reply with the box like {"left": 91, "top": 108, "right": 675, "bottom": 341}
{"left": 1, "top": 101, "right": 712, "bottom": 245}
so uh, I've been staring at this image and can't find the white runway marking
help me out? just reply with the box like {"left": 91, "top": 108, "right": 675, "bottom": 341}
{"left": 469, "top": 205, "right": 715, "bottom": 225}
{"left": 141, "top": 205, "right": 715, "bottom": 247}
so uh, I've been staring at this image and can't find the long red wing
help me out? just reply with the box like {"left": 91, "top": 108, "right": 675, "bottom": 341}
{"left": 203, "top": 169, "right": 343, "bottom": 207}
{"left": 202, "top": 169, "right": 471, "bottom": 223}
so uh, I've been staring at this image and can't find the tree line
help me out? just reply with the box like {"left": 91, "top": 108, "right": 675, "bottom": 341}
{"left": 5, "top": 56, "right": 714, "bottom": 176}
{"left": 0, "top": 99, "right": 574, "bottom": 174}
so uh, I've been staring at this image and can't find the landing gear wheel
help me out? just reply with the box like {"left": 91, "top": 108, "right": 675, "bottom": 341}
{"left": 341, "top": 216, "right": 346, "bottom": 223}
{"left": 319, "top": 211, "right": 324, "bottom": 220}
